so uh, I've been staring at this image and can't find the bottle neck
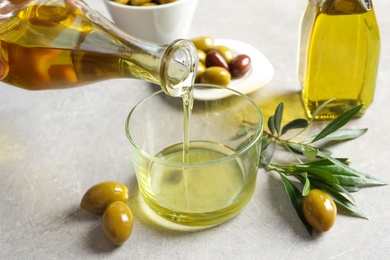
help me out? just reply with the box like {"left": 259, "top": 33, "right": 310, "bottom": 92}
{"left": 321, "top": 0, "right": 372, "bottom": 15}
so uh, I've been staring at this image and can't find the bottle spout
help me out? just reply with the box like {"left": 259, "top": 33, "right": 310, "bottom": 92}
{"left": 160, "top": 39, "right": 198, "bottom": 97}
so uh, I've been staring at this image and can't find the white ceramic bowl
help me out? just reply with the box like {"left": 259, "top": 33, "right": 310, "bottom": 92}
{"left": 104, "top": 0, "right": 198, "bottom": 44}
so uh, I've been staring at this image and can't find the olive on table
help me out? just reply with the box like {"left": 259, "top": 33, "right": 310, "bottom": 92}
{"left": 191, "top": 36, "right": 215, "bottom": 52}
{"left": 302, "top": 189, "right": 337, "bottom": 232}
{"left": 212, "top": 45, "right": 235, "bottom": 64}
{"left": 230, "top": 54, "right": 251, "bottom": 78}
{"left": 206, "top": 50, "right": 229, "bottom": 71}
{"left": 200, "top": 66, "right": 231, "bottom": 86}
{"left": 102, "top": 201, "right": 134, "bottom": 246}
{"left": 80, "top": 181, "right": 129, "bottom": 213}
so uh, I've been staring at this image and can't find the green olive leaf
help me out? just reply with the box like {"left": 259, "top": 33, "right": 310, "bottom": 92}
{"left": 329, "top": 129, "right": 367, "bottom": 140}
{"left": 281, "top": 118, "right": 309, "bottom": 136}
{"left": 297, "top": 165, "right": 339, "bottom": 184}
{"left": 304, "top": 159, "right": 368, "bottom": 187}
{"left": 306, "top": 158, "right": 349, "bottom": 166}
{"left": 318, "top": 147, "right": 333, "bottom": 157}
{"left": 285, "top": 143, "right": 332, "bottom": 158}
{"left": 311, "top": 104, "right": 364, "bottom": 143}
{"left": 279, "top": 173, "right": 313, "bottom": 234}
{"left": 342, "top": 185, "right": 360, "bottom": 193}
{"left": 317, "top": 151, "right": 387, "bottom": 186}
{"left": 310, "top": 128, "right": 368, "bottom": 142}
{"left": 314, "top": 164, "right": 383, "bottom": 187}
{"left": 274, "top": 164, "right": 298, "bottom": 175}
{"left": 260, "top": 138, "right": 276, "bottom": 165}
{"left": 268, "top": 115, "right": 276, "bottom": 135}
{"left": 301, "top": 144, "right": 318, "bottom": 160}
{"left": 285, "top": 143, "right": 302, "bottom": 154}
{"left": 274, "top": 102, "right": 284, "bottom": 135}
{"left": 261, "top": 135, "right": 273, "bottom": 147}
{"left": 301, "top": 172, "right": 311, "bottom": 196}
{"left": 236, "top": 126, "right": 251, "bottom": 137}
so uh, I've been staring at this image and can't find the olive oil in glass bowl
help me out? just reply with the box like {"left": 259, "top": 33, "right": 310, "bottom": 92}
{"left": 125, "top": 84, "right": 264, "bottom": 226}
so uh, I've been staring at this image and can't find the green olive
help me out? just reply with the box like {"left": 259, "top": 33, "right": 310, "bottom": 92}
{"left": 129, "top": 0, "right": 151, "bottom": 6}
{"left": 302, "top": 189, "right": 337, "bottom": 232}
{"left": 113, "top": 0, "right": 129, "bottom": 5}
{"left": 197, "top": 49, "right": 207, "bottom": 65}
{"left": 195, "top": 62, "right": 206, "bottom": 83}
{"left": 80, "top": 181, "right": 129, "bottom": 213}
{"left": 155, "top": 0, "right": 177, "bottom": 4}
{"left": 212, "top": 45, "right": 235, "bottom": 64}
{"left": 102, "top": 201, "right": 133, "bottom": 246}
{"left": 191, "top": 36, "right": 214, "bottom": 52}
{"left": 141, "top": 2, "right": 157, "bottom": 6}
{"left": 200, "top": 66, "right": 231, "bottom": 87}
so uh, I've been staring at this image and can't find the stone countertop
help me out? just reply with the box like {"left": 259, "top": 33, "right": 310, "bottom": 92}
{"left": 1, "top": 0, "right": 389, "bottom": 259}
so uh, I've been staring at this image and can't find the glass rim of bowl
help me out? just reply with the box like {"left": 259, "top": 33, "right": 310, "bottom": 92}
{"left": 125, "top": 84, "right": 264, "bottom": 168}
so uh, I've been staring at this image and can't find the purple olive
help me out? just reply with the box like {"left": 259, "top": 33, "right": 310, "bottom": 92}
{"left": 230, "top": 54, "right": 251, "bottom": 78}
{"left": 206, "top": 50, "right": 229, "bottom": 71}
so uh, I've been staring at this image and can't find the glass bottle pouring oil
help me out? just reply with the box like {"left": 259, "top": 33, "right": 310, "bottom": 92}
{"left": 298, "top": 0, "right": 380, "bottom": 120}
{"left": 0, "top": 0, "right": 197, "bottom": 97}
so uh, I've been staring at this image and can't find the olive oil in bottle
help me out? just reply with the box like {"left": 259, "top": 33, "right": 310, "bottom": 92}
{"left": 0, "top": 0, "right": 197, "bottom": 97}
{"left": 298, "top": 0, "right": 380, "bottom": 120}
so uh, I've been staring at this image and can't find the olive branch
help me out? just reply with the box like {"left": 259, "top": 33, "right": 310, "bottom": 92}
{"left": 256, "top": 100, "right": 386, "bottom": 234}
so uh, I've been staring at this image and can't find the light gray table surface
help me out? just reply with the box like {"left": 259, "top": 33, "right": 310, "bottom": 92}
{"left": 1, "top": 0, "right": 389, "bottom": 259}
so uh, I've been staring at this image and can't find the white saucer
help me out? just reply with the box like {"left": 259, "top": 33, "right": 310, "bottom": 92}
{"left": 194, "top": 39, "right": 274, "bottom": 100}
